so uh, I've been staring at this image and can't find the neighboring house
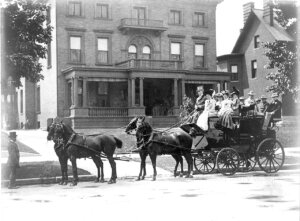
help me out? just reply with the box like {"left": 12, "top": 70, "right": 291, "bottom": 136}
{"left": 217, "top": 0, "right": 294, "bottom": 115}
{"left": 16, "top": 0, "right": 231, "bottom": 129}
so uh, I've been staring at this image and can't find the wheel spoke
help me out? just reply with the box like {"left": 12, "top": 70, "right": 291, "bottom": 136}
{"left": 270, "top": 159, "right": 277, "bottom": 171}
{"left": 272, "top": 158, "right": 281, "bottom": 167}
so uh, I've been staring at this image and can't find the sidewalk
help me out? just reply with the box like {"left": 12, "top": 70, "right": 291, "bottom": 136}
{"left": 1, "top": 129, "right": 171, "bottom": 186}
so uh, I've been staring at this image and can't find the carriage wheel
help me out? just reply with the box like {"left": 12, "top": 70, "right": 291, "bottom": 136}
{"left": 216, "top": 148, "right": 240, "bottom": 176}
{"left": 256, "top": 138, "right": 285, "bottom": 173}
{"left": 239, "top": 153, "right": 256, "bottom": 172}
{"left": 193, "top": 150, "right": 216, "bottom": 174}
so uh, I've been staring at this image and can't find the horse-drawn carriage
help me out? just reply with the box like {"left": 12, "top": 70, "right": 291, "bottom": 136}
{"left": 180, "top": 114, "right": 285, "bottom": 176}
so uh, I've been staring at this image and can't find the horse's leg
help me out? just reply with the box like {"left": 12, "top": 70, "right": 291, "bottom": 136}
{"left": 149, "top": 153, "right": 157, "bottom": 181}
{"left": 58, "top": 156, "right": 65, "bottom": 185}
{"left": 183, "top": 153, "right": 193, "bottom": 178}
{"left": 179, "top": 155, "right": 184, "bottom": 177}
{"left": 171, "top": 154, "right": 179, "bottom": 177}
{"left": 107, "top": 156, "right": 117, "bottom": 184}
{"left": 98, "top": 158, "right": 105, "bottom": 183}
{"left": 62, "top": 156, "right": 68, "bottom": 185}
{"left": 92, "top": 156, "right": 101, "bottom": 183}
{"left": 141, "top": 151, "right": 147, "bottom": 180}
{"left": 70, "top": 156, "right": 78, "bottom": 186}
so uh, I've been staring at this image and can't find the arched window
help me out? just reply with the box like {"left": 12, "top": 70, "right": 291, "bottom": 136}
{"left": 142, "top": 46, "right": 151, "bottom": 59}
{"left": 128, "top": 45, "right": 137, "bottom": 59}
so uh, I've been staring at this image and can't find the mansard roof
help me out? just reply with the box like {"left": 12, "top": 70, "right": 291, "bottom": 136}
{"left": 232, "top": 9, "right": 294, "bottom": 54}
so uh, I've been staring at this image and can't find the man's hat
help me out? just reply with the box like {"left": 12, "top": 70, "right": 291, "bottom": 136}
{"left": 248, "top": 90, "right": 255, "bottom": 96}
{"left": 8, "top": 131, "right": 17, "bottom": 138}
{"left": 261, "top": 95, "right": 267, "bottom": 99}
{"left": 231, "top": 86, "right": 240, "bottom": 96}
{"left": 239, "top": 96, "right": 245, "bottom": 100}
{"left": 255, "top": 98, "right": 261, "bottom": 102}
{"left": 271, "top": 92, "right": 279, "bottom": 98}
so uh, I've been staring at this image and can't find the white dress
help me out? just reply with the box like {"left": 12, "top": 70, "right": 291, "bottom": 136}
{"left": 197, "top": 99, "right": 216, "bottom": 131}
{"left": 218, "top": 99, "right": 233, "bottom": 116}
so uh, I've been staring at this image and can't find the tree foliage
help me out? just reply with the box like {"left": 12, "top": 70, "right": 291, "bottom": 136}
{"left": 263, "top": 1, "right": 298, "bottom": 100}
{"left": 179, "top": 95, "right": 194, "bottom": 123}
{"left": 3, "top": 0, "right": 52, "bottom": 88}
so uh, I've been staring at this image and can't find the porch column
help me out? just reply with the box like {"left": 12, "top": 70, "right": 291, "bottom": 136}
{"left": 131, "top": 78, "right": 135, "bottom": 106}
{"left": 139, "top": 78, "right": 144, "bottom": 107}
{"left": 73, "top": 77, "right": 78, "bottom": 108}
{"left": 173, "top": 78, "right": 178, "bottom": 107}
{"left": 224, "top": 81, "right": 228, "bottom": 90}
{"left": 82, "top": 78, "right": 88, "bottom": 107}
{"left": 71, "top": 78, "right": 74, "bottom": 107}
{"left": 127, "top": 79, "right": 131, "bottom": 107}
{"left": 217, "top": 82, "right": 221, "bottom": 93}
{"left": 181, "top": 79, "right": 186, "bottom": 97}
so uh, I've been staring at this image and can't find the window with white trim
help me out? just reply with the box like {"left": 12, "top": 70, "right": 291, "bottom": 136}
{"left": 70, "top": 36, "right": 81, "bottom": 63}
{"left": 171, "top": 42, "right": 181, "bottom": 60}
{"left": 97, "top": 38, "right": 108, "bottom": 64}
{"left": 68, "top": 1, "right": 82, "bottom": 16}
{"left": 95, "top": 4, "right": 108, "bottom": 19}
{"left": 194, "top": 43, "right": 204, "bottom": 68}
{"left": 230, "top": 64, "right": 238, "bottom": 81}
{"left": 251, "top": 60, "right": 257, "bottom": 78}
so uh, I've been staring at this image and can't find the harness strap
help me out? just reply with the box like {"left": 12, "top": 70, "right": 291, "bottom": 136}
{"left": 65, "top": 133, "right": 76, "bottom": 149}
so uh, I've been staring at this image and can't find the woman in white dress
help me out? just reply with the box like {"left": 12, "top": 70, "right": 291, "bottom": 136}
{"left": 197, "top": 89, "right": 216, "bottom": 131}
{"left": 218, "top": 91, "right": 234, "bottom": 129}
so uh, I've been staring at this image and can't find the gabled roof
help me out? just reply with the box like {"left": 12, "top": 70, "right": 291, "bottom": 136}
{"left": 232, "top": 9, "right": 294, "bottom": 53}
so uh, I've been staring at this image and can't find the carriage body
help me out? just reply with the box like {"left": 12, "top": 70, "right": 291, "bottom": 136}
{"left": 180, "top": 114, "right": 285, "bottom": 176}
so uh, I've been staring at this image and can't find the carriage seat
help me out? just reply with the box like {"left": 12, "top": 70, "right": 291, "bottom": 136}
{"left": 180, "top": 123, "right": 207, "bottom": 137}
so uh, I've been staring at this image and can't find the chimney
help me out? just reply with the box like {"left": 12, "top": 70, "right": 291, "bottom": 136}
{"left": 243, "top": 2, "right": 255, "bottom": 24}
{"left": 263, "top": 0, "right": 274, "bottom": 26}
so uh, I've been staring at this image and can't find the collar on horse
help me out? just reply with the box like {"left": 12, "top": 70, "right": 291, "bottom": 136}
{"left": 64, "top": 133, "right": 76, "bottom": 149}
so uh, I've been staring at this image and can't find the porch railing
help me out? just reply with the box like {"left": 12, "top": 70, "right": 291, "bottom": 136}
{"left": 115, "top": 59, "right": 183, "bottom": 70}
{"left": 88, "top": 107, "right": 128, "bottom": 117}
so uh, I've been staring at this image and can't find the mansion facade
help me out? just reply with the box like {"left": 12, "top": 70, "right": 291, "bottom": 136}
{"left": 16, "top": 0, "right": 232, "bottom": 129}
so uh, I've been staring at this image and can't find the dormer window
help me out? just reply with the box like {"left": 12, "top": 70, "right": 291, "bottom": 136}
{"left": 254, "top": 35, "right": 260, "bottom": 48}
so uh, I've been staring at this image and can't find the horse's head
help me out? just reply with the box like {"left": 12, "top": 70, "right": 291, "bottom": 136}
{"left": 136, "top": 120, "right": 153, "bottom": 145}
{"left": 47, "top": 122, "right": 65, "bottom": 145}
{"left": 125, "top": 116, "right": 145, "bottom": 134}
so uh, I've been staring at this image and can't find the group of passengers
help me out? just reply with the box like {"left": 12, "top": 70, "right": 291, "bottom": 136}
{"left": 189, "top": 85, "right": 282, "bottom": 132}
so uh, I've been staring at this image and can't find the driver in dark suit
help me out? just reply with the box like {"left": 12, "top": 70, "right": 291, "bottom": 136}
{"left": 7, "top": 131, "right": 20, "bottom": 189}
{"left": 266, "top": 93, "right": 282, "bottom": 119}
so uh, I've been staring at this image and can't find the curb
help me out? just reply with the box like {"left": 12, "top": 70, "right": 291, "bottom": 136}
{"left": 1, "top": 175, "right": 97, "bottom": 187}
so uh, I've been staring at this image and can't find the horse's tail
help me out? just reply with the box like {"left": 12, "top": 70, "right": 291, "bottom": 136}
{"left": 114, "top": 137, "right": 123, "bottom": 149}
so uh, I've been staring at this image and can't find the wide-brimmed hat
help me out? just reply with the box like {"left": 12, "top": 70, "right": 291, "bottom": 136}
{"left": 204, "top": 89, "right": 214, "bottom": 96}
{"left": 222, "top": 90, "right": 230, "bottom": 96}
{"left": 248, "top": 90, "right": 255, "bottom": 96}
{"left": 271, "top": 92, "right": 279, "bottom": 98}
{"left": 261, "top": 95, "right": 267, "bottom": 99}
{"left": 8, "top": 131, "right": 17, "bottom": 138}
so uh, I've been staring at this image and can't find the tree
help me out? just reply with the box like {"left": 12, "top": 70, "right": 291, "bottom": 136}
{"left": 262, "top": 1, "right": 298, "bottom": 101}
{"left": 2, "top": 0, "right": 52, "bottom": 89}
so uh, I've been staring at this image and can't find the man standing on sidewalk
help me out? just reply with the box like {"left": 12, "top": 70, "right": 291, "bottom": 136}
{"left": 7, "top": 131, "right": 20, "bottom": 189}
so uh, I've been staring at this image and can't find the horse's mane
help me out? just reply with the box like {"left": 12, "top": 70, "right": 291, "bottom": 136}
{"left": 62, "top": 123, "right": 75, "bottom": 135}
{"left": 136, "top": 121, "right": 153, "bottom": 136}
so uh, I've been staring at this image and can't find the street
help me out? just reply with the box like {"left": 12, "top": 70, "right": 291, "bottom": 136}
{"left": 1, "top": 169, "right": 299, "bottom": 221}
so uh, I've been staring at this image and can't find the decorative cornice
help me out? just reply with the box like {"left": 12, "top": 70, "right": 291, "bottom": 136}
{"left": 93, "top": 29, "right": 114, "bottom": 34}
{"left": 167, "top": 34, "right": 186, "bottom": 39}
{"left": 65, "top": 27, "right": 87, "bottom": 32}
{"left": 192, "top": 36, "right": 209, "bottom": 40}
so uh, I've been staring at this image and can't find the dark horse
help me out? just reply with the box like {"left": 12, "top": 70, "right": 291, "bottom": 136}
{"left": 47, "top": 122, "right": 122, "bottom": 185}
{"left": 125, "top": 117, "right": 193, "bottom": 181}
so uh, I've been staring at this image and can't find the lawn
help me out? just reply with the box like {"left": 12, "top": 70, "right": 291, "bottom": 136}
{"left": 1, "top": 161, "right": 91, "bottom": 180}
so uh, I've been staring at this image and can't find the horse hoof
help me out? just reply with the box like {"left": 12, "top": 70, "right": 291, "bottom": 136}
{"left": 58, "top": 181, "right": 64, "bottom": 185}
{"left": 136, "top": 177, "right": 141, "bottom": 181}
{"left": 152, "top": 177, "right": 156, "bottom": 181}
{"left": 70, "top": 182, "right": 77, "bottom": 186}
{"left": 94, "top": 179, "right": 99, "bottom": 183}
{"left": 63, "top": 182, "right": 68, "bottom": 185}
{"left": 108, "top": 179, "right": 116, "bottom": 184}
{"left": 185, "top": 175, "right": 193, "bottom": 178}
{"left": 141, "top": 176, "right": 145, "bottom": 180}
{"left": 179, "top": 173, "right": 184, "bottom": 177}
{"left": 99, "top": 179, "right": 105, "bottom": 183}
